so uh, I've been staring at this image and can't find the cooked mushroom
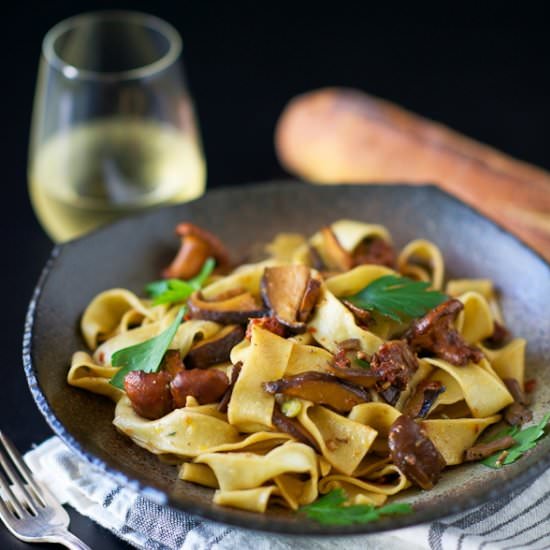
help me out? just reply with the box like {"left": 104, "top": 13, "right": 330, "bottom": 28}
{"left": 464, "top": 436, "right": 516, "bottom": 462}
{"left": 261, "top": 265, "right": 318, "bottom": 331}
{"left": 370, "top": 340, "right": 419, "bottom": 405}
{"left": 170, "top": 369, "right": 230, "bottom": 407}
{"left": 163, "top": 222, "right": 231, "bottom": 280}
{"left": 160, "top": 349, "right": 185, "bottom": 377}
{"left": 503, "top": 377, "right": 533, "bottom": 426}
{"left": 307, "top": 245, "right": 326, "bottom": 271}
{"left": 406, "top": 299, "right": 484, "bottom": 366}
{"left": 272, "top": 407, "right": 320, "bottom": 451}
{"left": 245, "top": 316, "right": 287, "bottom": 339}
{"left": 352, "top": 237, "right": 395, "bottom": 268}
{"left": 327, "top": 364, "right": 377, "bottom": 388}
{"left": 187, "top": 290, "right": 266, "bottom": 324}
{"left": 403, "top": 380, "right": 446, "bottom": 418}
{"left": 263, "top": 371, "right": 370, "bottom": 413}
{"left": 483, "top": 321, "right": 510, "bottom": 349}
{"left": 186, "top": 325, "right": 245, "bottom": 369}
{"left": 342, "top": 300, "right": 373, "bottom": 328}
{"left": 217, "top": 362, "right": 242, "bottom": 413}
{"left": 297, "top": 277, "right": 322, "bottom": 322}
{"left": 319, "top": 226, "right": 354, "bottom": 271}
{"left": 388, "top": 415, "right": 446, "bottom": 490}
{"left": 124, "top": 371, "right": 173, "bottom": 420}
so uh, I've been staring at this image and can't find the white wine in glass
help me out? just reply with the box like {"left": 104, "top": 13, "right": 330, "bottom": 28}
{"left": 29, "top": 11, "right": 206, "bottom": 242}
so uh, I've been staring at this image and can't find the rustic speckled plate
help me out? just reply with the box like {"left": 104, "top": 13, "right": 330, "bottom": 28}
{"left": 23, "top": 182, "right": 550, "bottom": 535}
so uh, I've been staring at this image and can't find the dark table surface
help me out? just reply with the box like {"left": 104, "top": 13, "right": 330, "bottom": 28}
{"left": 1, "top": 3, "right": 549, "bottom": 548}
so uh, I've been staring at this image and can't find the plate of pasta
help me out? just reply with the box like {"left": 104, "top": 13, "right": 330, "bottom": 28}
{"left": 24, "top": 182, "right": 550, "bottom": 534}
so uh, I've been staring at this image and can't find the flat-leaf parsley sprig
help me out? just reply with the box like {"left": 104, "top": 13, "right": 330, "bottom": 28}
{"left": 482, "top": 412, "right": 550, "bottom": 468}
{"left": 299, "top": 489, "right": 412, "bottom": 525}
{"left": 146, "top": 257, "right": 215, "bottom": 306}
{"left": 109, "top": 307, "right": 185, "bottom": 389}
{"left": 345, "top": 275, "right": 448, "bottom": 323}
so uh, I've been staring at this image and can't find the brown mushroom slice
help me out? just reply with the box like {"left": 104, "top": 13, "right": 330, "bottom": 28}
{"left": 186, "top": 325, "right": 245, "bottom": 369}
{"left": 272, "top": 407, "right": 320, "bottom": 451}
{"left": 217, "top": 362, "right": 242, "bottom": 413}
{"left": 388, "top": 415, "right": 446, "bottom": 490}
{"left": 403, "top": 380, "right": 446, "bottom": 419}
{"left": 263, "top": 372, "right": 370, "bottom": 413}
{"left": 187, "top": 290, "right": 266, "bottom": 324}
{"left": 160, "top": 349, "right": 185, "bottom": 377}
{"left": 163, "top": 222, "right": 231, "bottom": 280}
{"left": 124, "top": 371, "right": 174, "bottom": 420}
{"left": 297, "top": 277, "right": 322, "bottom": 323}
{"left": 464, "top": 436, "right": 516, "bottom": 462}
{"left": 352, "top": 237, "right": 396, "bottom": 268}
{"left": 503, "top": 377, "right": 533, "bottom": 426}
{"left": 342, "top": 300, "right": 374, "bottom": 327}
{"left": 319, "top": 227, "right": 354, "bottom": 271}
{"left": 326, "top": 363, "right": 377, "bottom": 388}
{"left": 261, "top": 265, "right": 311, "bottom": 331}
{"left": 170, "top": 368, "right": 230, "bottom": 408}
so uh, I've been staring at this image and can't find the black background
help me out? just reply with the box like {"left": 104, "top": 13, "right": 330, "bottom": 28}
{"left": 1, "top": 2, "right": 549, "bottom": 548}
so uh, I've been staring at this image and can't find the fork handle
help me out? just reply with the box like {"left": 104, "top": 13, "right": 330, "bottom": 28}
{"left": 47, "top": 530, "right": 93, "bottom": 550}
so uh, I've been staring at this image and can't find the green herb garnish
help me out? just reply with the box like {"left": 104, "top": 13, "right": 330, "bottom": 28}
{"left": 299, "top": 489, "right": 412, "bottom": 525}
{"left": 146, "top": 257, "right": 216, "bottom": 306}
{"left": 109, "top": 308, "right": 186, "bottom": 389}
{"left": 345, "top": 275, "right": 448, "bottom": 322}
{"left": 354, "top": 358, "right": 371, "bottom": 369}
{"left": 482, "top": 412, "right": 550, "bottom": 468}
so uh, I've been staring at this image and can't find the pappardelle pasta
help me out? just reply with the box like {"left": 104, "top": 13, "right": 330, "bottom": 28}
{"left": 68, "top": 219, "right": 532, "bottom": 517}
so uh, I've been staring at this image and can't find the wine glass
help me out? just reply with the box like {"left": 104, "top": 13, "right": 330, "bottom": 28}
{"left": 28, "top": 11, "right": 206, "bottom": 242}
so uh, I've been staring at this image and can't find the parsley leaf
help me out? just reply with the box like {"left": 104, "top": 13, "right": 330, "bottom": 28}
{"left": 145, "top": 258, "right": 216, "bottom": 306}
{"left": 482, "top": 412, "right": 550, "bottom": 468}
{"left": 355, "top": 358, "right": 371, "bottom": 369}
{"left": 109, "top": 308, "right": 185, "bottom": 389}
{"left": 299, "top": 489, "right": 412, "bottom": 525}
{"left": 344, "top": 275, "right": 448, "bottom": 322}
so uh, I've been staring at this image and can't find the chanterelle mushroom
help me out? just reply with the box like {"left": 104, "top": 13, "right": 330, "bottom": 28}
{"left": 163, "top": 222, "right": 231, "bottom": 280}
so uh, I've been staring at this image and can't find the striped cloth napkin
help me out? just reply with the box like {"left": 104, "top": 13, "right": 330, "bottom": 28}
{"left": 24, "top": 437, "right": 550, "bottom": 550}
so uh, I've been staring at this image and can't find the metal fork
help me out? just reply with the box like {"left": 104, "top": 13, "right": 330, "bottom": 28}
{"left": 0, "top": 431, "right": 91, "bottom": 549}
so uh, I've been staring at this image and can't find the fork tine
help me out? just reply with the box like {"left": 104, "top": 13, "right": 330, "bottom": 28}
{"left": 0, "top": 439, "right": 39, "bottom": 514}
{"left": 0, "top": 468, "right": 27, "bottom": 519}
{"left": 0, "top": 432, "right": 45, "bottom": 507}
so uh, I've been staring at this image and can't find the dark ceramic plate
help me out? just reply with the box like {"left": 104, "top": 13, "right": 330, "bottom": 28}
{"left": 23, "top": 182, "right": 550, "bottom": 535}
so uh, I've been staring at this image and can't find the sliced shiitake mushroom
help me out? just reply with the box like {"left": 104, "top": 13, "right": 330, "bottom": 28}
{"left": 402, "top": 380, "right": 446, "bottom": 419}
{"left": 263, "top": 371, "right": 370, "bottom": 413}
{"left": 388, "top": 415, "right": 446, "bottom": 490}
{"left": 327, "top": 364, "right": 377, "bottom": 389}
{"left": 186, "top": 325, "right": 245, "bottom": 369}
{"left": 187, "top": 290, "right": 266, "bottom": 324}
{"left": 272, "top": 407, "right": 320, "bottom": 451}
{"left": 464, "top": 436, "right": 516, "bottom": 462}
{"left": 297, "top": 277, "right": 322, "bottom": 322}
{"left": 217, "top": 362, "right": 242, "bottom": 413}
{"left": 261, "top": 265, "right": 318, "bottom": 331}
{"left": 319, "top": 227, "right": 354, "bottom": 271}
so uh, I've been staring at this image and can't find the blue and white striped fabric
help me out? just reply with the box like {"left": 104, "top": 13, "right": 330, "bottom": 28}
{"left": 24, "top": 437, "right": 550, "bottom": 550}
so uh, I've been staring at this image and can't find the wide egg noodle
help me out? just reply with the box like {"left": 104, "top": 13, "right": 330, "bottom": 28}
{"left": 310, "top": 219, "right": 391, "bottom": 262}
{"left": 297, "top": 402, "right": 377, "bottom": 476}
{"left": 397, "top": 239, "right": 444, "bottom": 290}
{"left": 227, "top": 326, "right": 292, "bottom": 432}
{"left": 446, "top": 278, "right": 504, "bottom": 323}
{"left": 348, "top": 402, "right": 401, "bottom": 454}
{"left": 113, "top": 396, "right": 240, "bottom": 457}
{"left": 481, "top": 338, "right": 527, "bottom": 387}
{"left": 195, "top": 441, "right": 319, "bottom": 509}
{"left": 307, "top": 285, "right": 383, "bottom": 355}
{"left": 422, "top": 415, "right": 501, "bottom": 465}
{"left": 455, "top": 291, "right": 494, "bottom": 344}
{"left": 265, "top": 233, "right": 307, "bottom": 262}
{"left": 284, "top": 343, "right": 333, "bottom": 376}
{"left": 81, "top": 289, "right": 155, "bottom": 349}
{"left": 424, "top": 358, "right": 513, "bottom": 418}
{"left": 324, "top": 265, "right": 395, "bottom": 298}
{"left": 67, "top": 351, "right": 123, "bottom": 402}
{"left": 213, "top": 486, "right": 278, "bottom": 513}
{"left": 179, "top": 463, "right": 219, "bottom": 488}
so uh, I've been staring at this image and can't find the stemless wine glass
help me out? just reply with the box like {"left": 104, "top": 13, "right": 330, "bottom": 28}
{"left": 29, "top": 11, "right": 206, "bottom": 242}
